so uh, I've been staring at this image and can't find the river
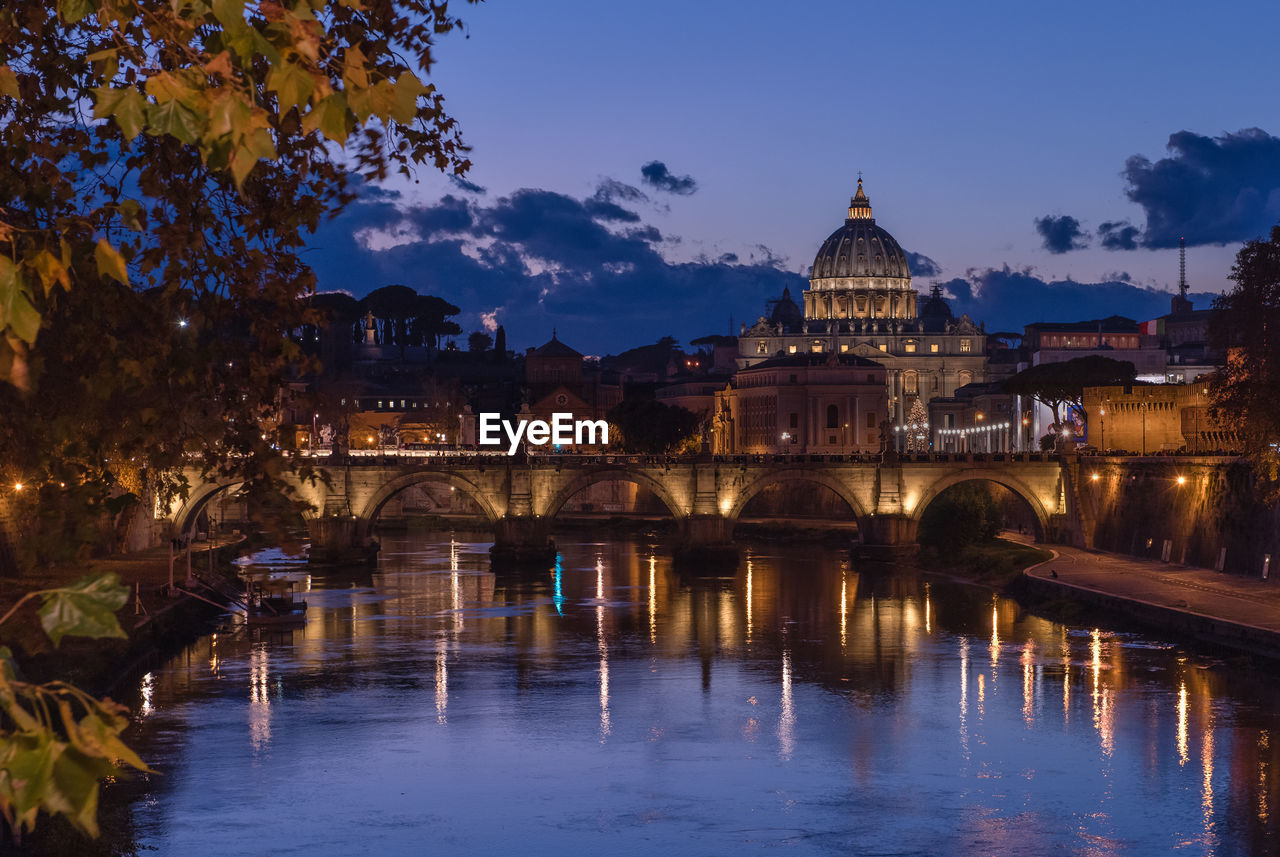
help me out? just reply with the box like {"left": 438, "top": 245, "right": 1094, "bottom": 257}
{"left": 57, "top": 531, "right": 1280, "bottom": 855}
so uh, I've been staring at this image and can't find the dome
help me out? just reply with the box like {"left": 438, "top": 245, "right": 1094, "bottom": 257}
{"left": 810, "top": 179, "right": 911, "bottom": 282}
{"left": 767, "top": 286, "right": 804, "bottom": 333}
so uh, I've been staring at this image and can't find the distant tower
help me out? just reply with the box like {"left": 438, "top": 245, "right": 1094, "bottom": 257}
{"left": 1171, "top": 237, "right": 1193, "bottom": 315}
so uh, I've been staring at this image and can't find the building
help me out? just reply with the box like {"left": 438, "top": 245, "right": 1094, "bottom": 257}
{"left": 523, "top": 332, "right": 622, "bottom": 423}
{"left": 738, "top": 179, "right": 987, "bottom": 426}
{"left": 712, "top": 352, "right": 887, "bottom": 454}
{"left": 926, "top": 381, "right": 1018, "bottom": 453}
{"left": 1081, "top": 384, "right": 1237, "bottom": 454}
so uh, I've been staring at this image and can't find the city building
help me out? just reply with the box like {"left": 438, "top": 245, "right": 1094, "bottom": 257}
{"left": 712, "top": 352, "right": 887, "bottom": 454}
{"left": 1082, "top": 384, "right": 1238, "bottom": 454}
{"left": 523, "top": 332, "right": 622, "bottom": 423}
{"left": 737, "top": 179, "right": 987, "bottom": 427}
{"left": 926, "top": 381, "right": 1018, "bottom": 453}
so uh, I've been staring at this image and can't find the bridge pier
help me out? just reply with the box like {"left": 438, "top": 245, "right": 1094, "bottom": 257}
{"left": 673, "top": 515, "right": 739, "bottom": 572}
{"left": 856, "top": 513, "right": 918, "bottom": 561}
{"left": 308, "top": 515, "right": 379, "bottom": 565}
{"left": 490, "top": 516, "right": 556, "bottom": 568}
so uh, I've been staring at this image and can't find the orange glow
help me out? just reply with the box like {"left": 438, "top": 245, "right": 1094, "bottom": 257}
{"left": 1177, "top": 475, "right": 1187, "bottom": 486}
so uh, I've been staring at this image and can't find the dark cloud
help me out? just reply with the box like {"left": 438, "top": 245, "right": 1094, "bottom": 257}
{"left": 305, "top": 181, "right": 798, "bottom": 352}
{"left": 594, "top": 178, "right": 648, "bottom": 204}
{"left": 640, "top": 161, "right": 698, "bottom": 195}
{"left": 1098, "top": 220, "right": 1140, "bottom": 251}
{"left": 1122, "top": 128, "right": 1280, "bottom": 248}
{"left": 1102, "top": 270, "right": 1133, "bottom": 283}
{"left": 1034, "top": 215, "right": 1089, "bottom": 254}
{"left": 447, "top": 175, "right": 486, "bottom": 194}
{"left": 904, "top": 250, "right": 941, "bottom": 277}
{"left": 937, "top": 266, "right": 1219, "bottom": 332}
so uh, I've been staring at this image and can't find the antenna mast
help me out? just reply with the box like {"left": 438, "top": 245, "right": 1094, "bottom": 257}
{"left": 1178, "top": 237, "right": 1188, "bottom": 299}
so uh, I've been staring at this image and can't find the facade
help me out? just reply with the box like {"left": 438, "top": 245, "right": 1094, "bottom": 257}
{"left": 926, "top": 381, "right": 1018, "bottom": 453}
{"left": 524, "top": 333, "right": 622, "bottom": 423}
{"left": 738, "top": 180, "right": 987, "bottom": 426}
{"left": 712, "top": 353, "right": 887, "bottom": 454}
{"left": 1082, "top": 384, "right": 1237, "bottom": 454}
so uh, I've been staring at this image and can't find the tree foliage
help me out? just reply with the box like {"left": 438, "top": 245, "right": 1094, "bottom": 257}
{"left": 1003, "top": 355, "right": 1136, "bottom": 435}
{"left": 1209, "top": 224, "right": 1280, "bottom": 501}
{"left": 918, "top": 482, "right": 1001, "bottom": 554}
{"left": 606, "top": 399, "right": 700, "bottom": 455}
{"left": 0, "top": 574, "right": 148, "bottom": 840}
{"left": 0, "top": 0, "right": 477, "bottom": 557}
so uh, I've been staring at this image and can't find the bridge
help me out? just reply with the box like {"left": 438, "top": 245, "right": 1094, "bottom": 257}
{"left": 166, "top": 450, "right": 1083, "bottom": 565}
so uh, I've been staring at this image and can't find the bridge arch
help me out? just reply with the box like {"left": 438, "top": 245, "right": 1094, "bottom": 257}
{"left": 355, "top": 470, "right": 503, "bottom": 540}
{"left": 172, "top": 479, "right": 246, "bottom": 536}
{"left": 727, "top": 469, "right": 868, "bottom": 524}
{"left": 540, "top": 466, "right": 688, "bottom": 521}
{"left": 910, "top": 467, "right": 1052, "bottom": 541}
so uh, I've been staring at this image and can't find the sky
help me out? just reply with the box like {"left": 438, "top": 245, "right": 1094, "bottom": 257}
{"left": 304, "top": 0, "right": 1280, "bottom": 354}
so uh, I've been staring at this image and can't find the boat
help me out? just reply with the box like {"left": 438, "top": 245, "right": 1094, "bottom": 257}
{"left": 245, "top": 579, "right": 308, "bottom": 625}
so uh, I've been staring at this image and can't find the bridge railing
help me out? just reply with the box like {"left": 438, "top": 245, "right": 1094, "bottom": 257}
{"left": 284, "top": 450, "right": 1067, "bottom": 467}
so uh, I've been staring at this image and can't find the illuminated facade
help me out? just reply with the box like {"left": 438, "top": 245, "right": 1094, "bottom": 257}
{"left": 739, "top": 179, "right": 987, "bottom": 426}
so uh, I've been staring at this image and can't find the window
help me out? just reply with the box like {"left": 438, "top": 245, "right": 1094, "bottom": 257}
{"left": 878, "top": 343, "right": 887, "bottom": 352}
{"left": 960, "top": 338, "right": 972, "bottom": 353}
{"left": 840, "top": 344, "right": 849, "bottom": 353}
{"left": 788, "top": 344, "right": 797, "bottom": 354}
{"left": 905, "top": 341, "right": 916, "bottom": 353}
{"left": 811, "top": 343, "right": 823, "bottom": 353}
{"left": 866, "top": 373, "right": 875, "bottom": 383}
{"left": 930, "top": 343, "right": 939, "bottom": 353}
{"left": 826, "top": 404, "right": 839, "bottom": 428}
{"left": 789, "top": 413, "right": 799, "bottom": 429}
{"left": 789, "top": 374, "right": 798, "bottom": 384}
{"left": 866, "top": 412, "right": 876, "bottom": 429}
{"left": 757, "top": 340, "right": 768, "bottom": 354}
{"left": 904, "top": 371, "right": 918, "bottom": 395}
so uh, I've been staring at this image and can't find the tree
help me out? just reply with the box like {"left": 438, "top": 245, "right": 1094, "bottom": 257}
{"left": 606, "top": 399, "right": 700, "bottom": 454}
{"left": 1003, "top": 356, "right": 1136, "bottom": 439}
{"left": 361, "top": 284, "right": 420, "bottom": 359}
{"left": 0, "top": 0, "right": 477, "bottom": 836}
{"left": 918, "top": 482, "right": 1001, "bottom": 554}
{"left": 468, "top": 331, "right": 492, "bottom": 353}
{"left": 492, "top": 324, "right": 507, "bottom": 362}
{"left": 1209, "top": 224, "right": 1280, "bottom": 501}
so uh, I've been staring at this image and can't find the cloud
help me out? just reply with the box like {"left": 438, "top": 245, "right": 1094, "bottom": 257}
{"left": 1098, "top": 220, "right": 1140, "bottom": 251}
{"left": 305, "top": 180, "right": 800, "bottom": 352}
{"left": 640, "top": 160, "right": 698, "bottom": 195}
{"left": 448, "top": 175, "right": 486, "bottom": 194}
{"left": 904, "top": 250, "right": 941, "bottom": 277}
{"left": 479, "top": 308, "right": 501, "bottom": 332}
{"left": 1122, "top": 128, "right": 1280, "bottom": 248}
{"left": 1034, "top": 215, "right": 1089, "bottom": 254}
{"left": 936, "top": 266, "right": 1219, "bottom": 332}
{"left": 593, "top": 178, "right": 648, "bottom": 205}
{"left": 1101, "top": 270, "right": 1133, "bottom": 283}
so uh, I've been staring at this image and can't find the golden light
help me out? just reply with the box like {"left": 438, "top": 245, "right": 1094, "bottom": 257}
{"left": 366, "top": 435, "right": 375, "bottom": 443}
{"left": 1177, "top": 475, "right": 1187, "bottom": 486}
{"left": 13, "top": 482, "right": 23, "bottom": 491}
{"left": 1091, "top": 473, "right": 1100, "bottom": 481}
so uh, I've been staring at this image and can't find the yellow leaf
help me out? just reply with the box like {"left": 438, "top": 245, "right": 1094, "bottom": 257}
{"left": 0, "top": 66, "right": 18, "bottom": 99}
{"left": 94, "top": 239, "right": 129, "bottom": 285}
{"left": 265, "top": 61, "right": 314, "bottom": 113}
{"left": 30, "top": 249, "right": 70, "bottom": 295}
{"left": 301, "top": 93, "right": 349, "bottom": 144}
{"left": 390, "top": 71, "right": 425, "bottom": 124}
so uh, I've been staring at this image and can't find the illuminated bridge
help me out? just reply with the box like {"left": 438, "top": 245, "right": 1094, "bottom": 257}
{"left": 167, "top": 451, "right": 1093, "bottom": 564}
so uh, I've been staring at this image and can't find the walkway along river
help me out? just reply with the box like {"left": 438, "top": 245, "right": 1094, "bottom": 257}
{"left": 46, "top": 531, "right": 1280, "bottom": 856}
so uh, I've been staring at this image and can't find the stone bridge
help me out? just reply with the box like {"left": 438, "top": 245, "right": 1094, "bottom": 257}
{"left": 166, "top": 451, "right": 1082, "bottom": 564}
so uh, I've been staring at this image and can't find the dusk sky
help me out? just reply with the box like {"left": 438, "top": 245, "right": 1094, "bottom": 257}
{"left": 305, "top": 0, "right": 1280, "bottom": 353}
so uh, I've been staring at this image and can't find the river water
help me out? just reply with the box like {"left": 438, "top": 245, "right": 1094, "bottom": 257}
{"left": 78, "top": 532, "right": 1280, "bottom": 855}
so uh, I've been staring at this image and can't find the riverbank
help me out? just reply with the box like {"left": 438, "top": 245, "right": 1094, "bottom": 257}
{"left": 0, "top": 537, "right": 244, "bottom": 693}
{"left": 1016, "top": 540, "right": 1280, "bottom": 661}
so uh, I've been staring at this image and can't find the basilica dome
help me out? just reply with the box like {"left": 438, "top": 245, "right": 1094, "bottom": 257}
{"left": 809, "top": 179, "right": 911, "bottom": 283}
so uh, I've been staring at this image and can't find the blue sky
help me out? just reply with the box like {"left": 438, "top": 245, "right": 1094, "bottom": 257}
{"left": 306, "top": 0, "right": 1280, "bottom": 353}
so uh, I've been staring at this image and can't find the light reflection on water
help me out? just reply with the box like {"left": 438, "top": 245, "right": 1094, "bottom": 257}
{"left": 103, "top": 532, "right": 1280, "bottom": 857}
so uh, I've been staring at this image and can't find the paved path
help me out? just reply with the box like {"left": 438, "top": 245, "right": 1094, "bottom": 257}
{"left": 1013, "top": 533, "right": 1280, "bottom": 636}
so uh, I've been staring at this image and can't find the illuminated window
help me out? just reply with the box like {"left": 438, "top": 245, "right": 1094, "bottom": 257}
{"left": 904, "top": 371, "right": 918, "bottom": 395}
{"left": 757, "top": 340, "right": 768, "bottom": 354}
{"left": 788, "top": 344, "right": 797, "bottom": 354}
{"left": 840, "top": 344, "right": 849, "bottom": 353}
{"left": 905, "top": 341, "right": 916, "bottom": 353}
{"left": 811, "top": 343, "right": 823, "bottom": 353}
{"left": 878, "top": 343, "right": 887, "bottom": 352}
{"left": 960, "top": 339, "right": 972, "bottom": 353}
{"left": 930, "top": 343, "right": 939, "bottom": 353}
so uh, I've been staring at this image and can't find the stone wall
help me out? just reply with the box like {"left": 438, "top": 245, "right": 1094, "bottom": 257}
{"left": 1081, "top": 456, "right": 1279, "bottom": 578}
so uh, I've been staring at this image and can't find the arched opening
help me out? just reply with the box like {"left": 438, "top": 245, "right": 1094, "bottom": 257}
{"left": 357, "top": 472, "right": 499, "bottom": 541}
{"left": 541, "top": 469, "right": 685, "bottom": 524}
{"left": 174, "top": 480, "right": 310, "bottom": 547}
{"left": 728, "top": 471, "right": 864, "bottom": 538}
{"left": 912, "top": 475, "right": 1048, "bottom": 547}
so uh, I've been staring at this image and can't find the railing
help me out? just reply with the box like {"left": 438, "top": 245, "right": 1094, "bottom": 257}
{"left": 282, "top": 450, "right": 1075, "bottom": 467}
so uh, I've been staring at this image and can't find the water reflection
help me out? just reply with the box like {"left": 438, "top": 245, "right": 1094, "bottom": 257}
{"left": 105, "top": 533, "right": 1280, "bottom": 857}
